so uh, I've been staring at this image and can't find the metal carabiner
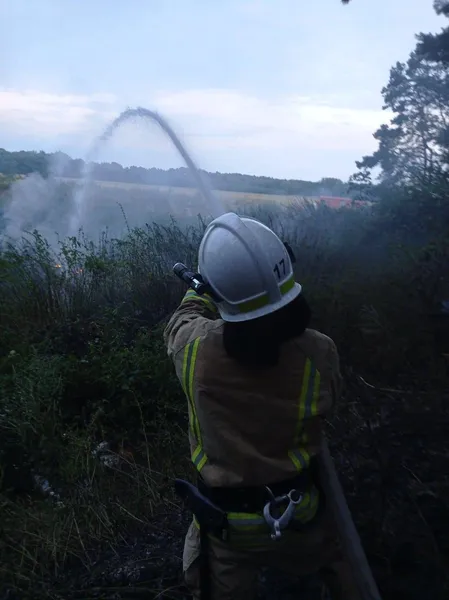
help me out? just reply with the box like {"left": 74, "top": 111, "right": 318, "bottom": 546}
{"left": 263, "top": 488, "right": 303, "bottom": 540}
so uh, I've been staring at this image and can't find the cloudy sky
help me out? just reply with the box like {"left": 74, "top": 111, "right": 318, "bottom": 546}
{"left": 0, "top": 0, "right": 444, "bottom": 181}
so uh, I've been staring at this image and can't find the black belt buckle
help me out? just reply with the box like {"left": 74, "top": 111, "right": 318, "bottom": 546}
{"left": 174, "top": 479, "right": 229, "bottom": 541}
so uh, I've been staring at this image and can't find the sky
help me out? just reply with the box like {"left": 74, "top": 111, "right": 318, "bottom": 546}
{"left": 0, "top": 0, "right": 445, "bottom": 181}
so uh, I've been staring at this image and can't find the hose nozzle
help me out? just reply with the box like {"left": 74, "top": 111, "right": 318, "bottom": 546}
{"left": 172, "top": 262, "right": 222, "bottom": 301}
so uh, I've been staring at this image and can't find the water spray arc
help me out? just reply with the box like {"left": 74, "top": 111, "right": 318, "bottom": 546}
{"left": 69, "top": 107, "right": 224, "bottom": 236}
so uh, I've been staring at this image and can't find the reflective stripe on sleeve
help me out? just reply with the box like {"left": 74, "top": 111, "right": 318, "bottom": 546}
{"left": 182, "top": 337, "right": 208, "bottom": 471}
{"left": 289, "top": 358, "right": 321, "bottom": 472}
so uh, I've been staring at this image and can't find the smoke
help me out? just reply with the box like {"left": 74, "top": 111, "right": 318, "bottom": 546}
{"left": 0, "top": 152, "right": 78, "bottom": 247}
{"left": 0, "top": 173, "right": 217, "bottom": 249}
{"left": 0, "top": 167, "right": 220, "bottom": 250}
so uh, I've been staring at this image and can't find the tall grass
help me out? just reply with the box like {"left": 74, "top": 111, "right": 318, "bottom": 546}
{"left": 0, "top": 198, "right": 448, "bottom": 597}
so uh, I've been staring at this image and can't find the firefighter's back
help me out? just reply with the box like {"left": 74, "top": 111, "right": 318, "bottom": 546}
{"left": 193, "top": 324, "right": 340, "bottom": 488}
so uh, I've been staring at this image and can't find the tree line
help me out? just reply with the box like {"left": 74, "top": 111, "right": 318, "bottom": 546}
{"left": 0, "top": 147, "right": 350, "bottom": 197}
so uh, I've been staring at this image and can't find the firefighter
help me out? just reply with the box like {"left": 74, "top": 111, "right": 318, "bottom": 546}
{"left": 164, "top": 212, "right": 358, "bottom": 600}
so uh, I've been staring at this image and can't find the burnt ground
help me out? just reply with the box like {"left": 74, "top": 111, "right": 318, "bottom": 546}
{"left": 41, "top": 511, "right": 326, "bottom": 600}
{"left": 4, "top": 372, "right": 449, "bottom": 600}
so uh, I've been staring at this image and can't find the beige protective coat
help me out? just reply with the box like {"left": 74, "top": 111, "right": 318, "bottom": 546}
{"left": 164, "top": 291, "right": 357, "bottom": 599}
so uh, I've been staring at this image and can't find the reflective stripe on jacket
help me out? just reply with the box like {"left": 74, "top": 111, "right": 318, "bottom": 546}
{"left": 164, "top": 290, "right": 342, "bottom": 529}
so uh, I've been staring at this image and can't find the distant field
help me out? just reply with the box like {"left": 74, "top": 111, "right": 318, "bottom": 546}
{"left": 58, "top": 177, "right": 317, "bottom": 208}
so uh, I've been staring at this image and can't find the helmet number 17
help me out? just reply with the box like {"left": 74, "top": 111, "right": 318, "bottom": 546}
{"left": 273, "top": 259, "right": 286, "bottom": 280}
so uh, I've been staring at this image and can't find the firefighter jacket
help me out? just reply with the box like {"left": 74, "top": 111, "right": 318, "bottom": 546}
{"left": 163, "top": 289, "right": 342, "bottom": 496}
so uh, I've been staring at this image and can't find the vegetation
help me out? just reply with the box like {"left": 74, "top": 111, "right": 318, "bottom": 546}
{"left": 1, "top": 3, "right": 449, "bottom": 599}
{"left": 1, "top": 201, "right": 448, "bottom": 599}
{"left": 0, "top": 173, "right": 24, "bottom": 193}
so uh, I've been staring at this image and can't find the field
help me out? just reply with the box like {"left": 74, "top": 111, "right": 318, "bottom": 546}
{"left": 0, "top": 176, "right": 357, "bottom": 246}
{"left": 0, "top": 176, "right": 321, "bottom": 242}
{"left": 58, "top": 176, "right": 321, "bottom": 210}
